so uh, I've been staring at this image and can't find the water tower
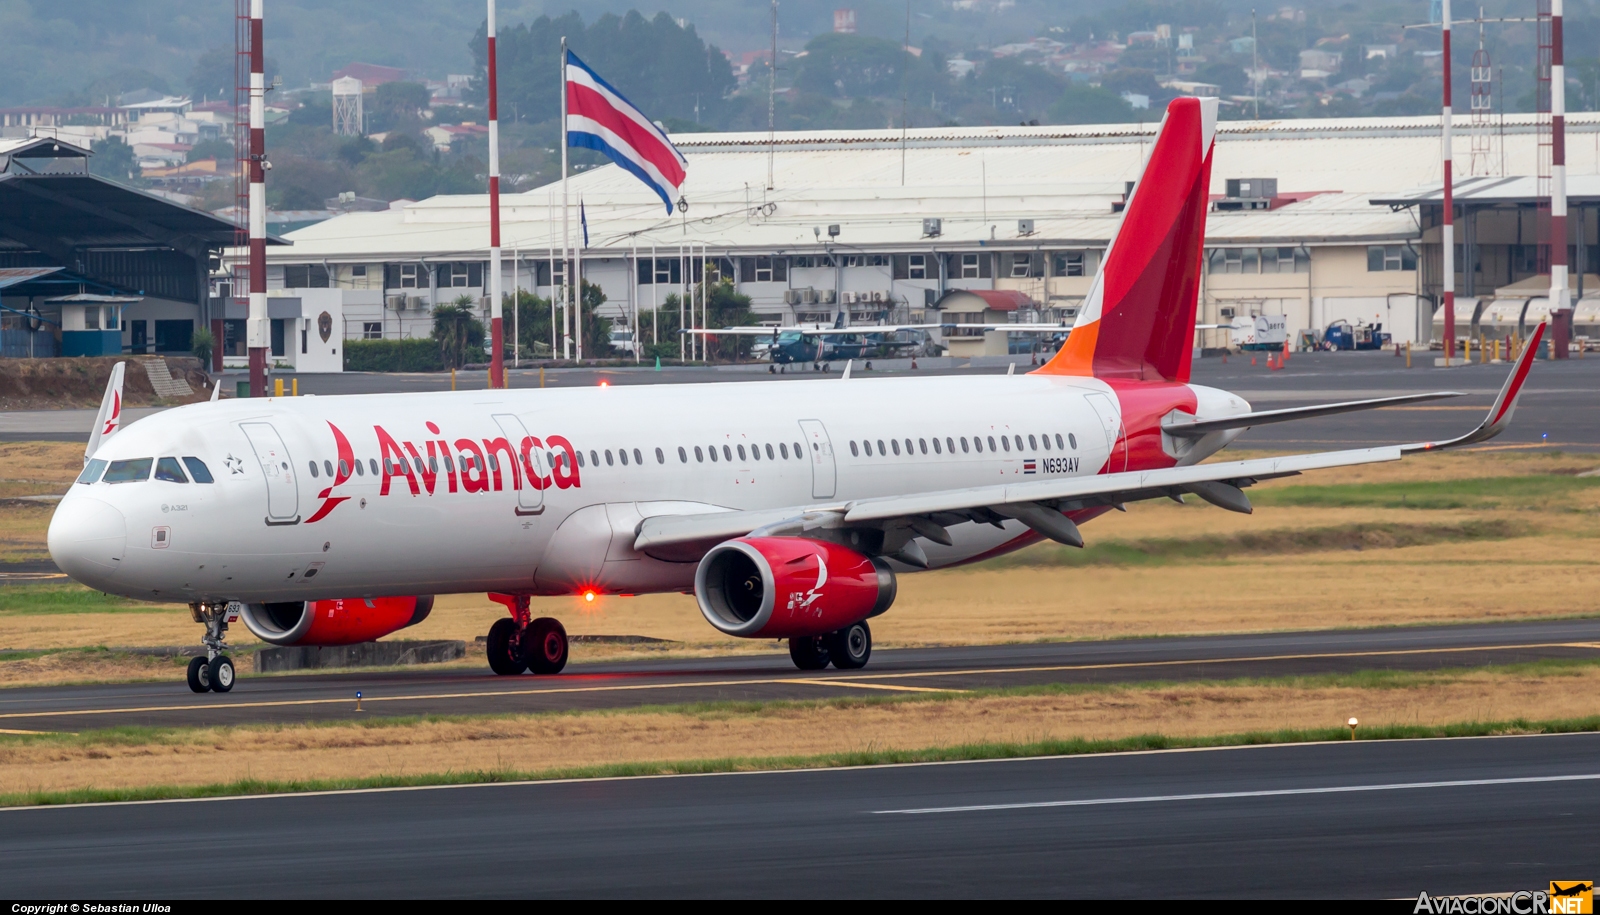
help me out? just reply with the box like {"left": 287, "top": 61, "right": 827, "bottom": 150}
{"left": 332, "top": 76, "right": 364, "bottom": 136}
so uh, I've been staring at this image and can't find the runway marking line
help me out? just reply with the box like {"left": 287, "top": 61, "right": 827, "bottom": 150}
{"left": 874, "top": 772, "right": 1600, "bottom": 815}
{"left": 0, "top": 640, "right": 1594, "bottom": 722}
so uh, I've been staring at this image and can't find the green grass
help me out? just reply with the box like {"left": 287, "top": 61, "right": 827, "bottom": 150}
{"left": 979, "top": 519, "right": 1524, "bottom": 569}
{"left": 0, "top": 582, "right": 176, "bottom": 616}
{"left": 5, "top": 714, "right": 1600, "bottom": 808}
{"left": 1252, "top": 475, "right": 1600, "bottom": 511}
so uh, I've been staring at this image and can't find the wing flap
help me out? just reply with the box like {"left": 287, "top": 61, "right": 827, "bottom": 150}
{"left": 1163, "top": 391, "right": 1463, "bottom": 437}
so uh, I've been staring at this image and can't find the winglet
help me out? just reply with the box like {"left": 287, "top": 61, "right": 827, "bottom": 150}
{"left": 210, "top": 375, "right": 223, "bottom": 402}
{"left": 85, "top": 361, "right": 126, "bottom": 463}
{"left": 1403, "top": 322, "right": 1544, "bottom": 453}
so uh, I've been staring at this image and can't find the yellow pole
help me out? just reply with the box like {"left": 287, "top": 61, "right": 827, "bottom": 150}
{"left": 540, "top": 366, "right": 546, "bottom": 388}
{"left": 273, "top": 377, "right": 283, "bottom": 397}
{"left": 1405, "top": 340, "right": 1412, "bottom": 368}
{"left": 291, "top": 377, "right": 298, "bottom": 396}
{"left": 451, "top": 367, "right": 457, "bottom": 391}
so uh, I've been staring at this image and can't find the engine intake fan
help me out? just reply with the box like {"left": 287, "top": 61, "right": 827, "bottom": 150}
{"left": 695, "top": 537, "right": 896, "bottom": 639}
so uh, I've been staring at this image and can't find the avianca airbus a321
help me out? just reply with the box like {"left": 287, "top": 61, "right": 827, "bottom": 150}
{"left": 49, "top": 98, "right": 1543, "bottom": 693}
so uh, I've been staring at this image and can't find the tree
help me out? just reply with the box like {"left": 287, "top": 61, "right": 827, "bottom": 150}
{"left": 89, "top": 137, "right": 139, "bottom": 184}
{"left": 1045, "top": 85, "right": 1140, "bottom": 125}
{"left": 433, "top": 296, "right": 486, "bottom": 368}
{"left": 187, "top": 138, "right": 233, "bottom": 164}
{"left": 1194, "top": 61, "right": 1248, "bottom": 95}
{"left": 369, "top": 82, "right": 433, "bottom": 133}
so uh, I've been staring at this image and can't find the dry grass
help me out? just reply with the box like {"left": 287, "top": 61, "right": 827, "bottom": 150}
{"left": 0, "top": 503, "right": 55, "bottom": 563}
{"left": 0, "top": 441, "right": 86, "bottom": 486}
{"left": 4, "top": 663, "right": 1599, "bottom": 795}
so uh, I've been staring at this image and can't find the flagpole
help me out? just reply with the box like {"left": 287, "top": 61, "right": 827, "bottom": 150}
{"left": 547, "top": 190, "right": 556, "bottom": 361}
{"left": 650, "top": 242, "right": 657, "bottom": 351}
{"left": 576, "top": 203, "right": 584, "bottom": 363}
{"left": 486, "top": 0, "right": 504, "bottom": 388}
{"left": 631, "top": 236, "right": 639, "bottom": 363}
{"left": 560, "top": 35, "right": 571, "bottom": 362}
{"left": 512, "top": 244, "right": 519, "bottom": 369}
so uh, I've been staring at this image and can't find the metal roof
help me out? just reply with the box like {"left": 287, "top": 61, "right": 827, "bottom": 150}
{"left": 1371, "top": 174, "right": 1600, "bottom": 207}
{"left": 263, "top": 112, "right": 1600, "bottom": 265}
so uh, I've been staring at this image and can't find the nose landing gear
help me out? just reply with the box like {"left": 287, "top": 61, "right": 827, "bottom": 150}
{"left": 485, "top": 593, "right": 569, "bottom": 675}
{"left": 186, "top": 602, "right": 236, "bottom": 693}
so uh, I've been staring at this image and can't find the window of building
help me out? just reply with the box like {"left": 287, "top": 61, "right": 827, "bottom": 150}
{"left": 385, "top": 263, "right": 423, "bottom": 289}
{"left": 351, "top": 265, "right": 366, "bottom": 278}
{"left": 637, "top": 258, "right": 681, "bottom": 285}
{"left": 363, "top": 322, "right": 382, "bottom": 339}
{"left": 894, "top": 254, "right": 930, "bottom": 280}
{"left": 739, "top": 256, "right": 787, "bottom": 283}
{"left": 1367, "top": 245, "right": 1417, "bottom": 272}
{"left": 959, "top": 253, "right": 983, "bottom": 279}
{"left": 1053, "top": 252, "right": 1086, "bottom": 277}
{"left": 1261, "top": 246, "right": 1312, "bottom": 274}
{"left": 284, "top": 264, "right": 330, "bottom": 288}
{"left": 440, "top": 262, "right": 484, "bottom": 288}
{"left": 792, "top": 255, "right": 832, "bottom": 269}
{"left": 1010, "top": 253, "right": 1041, "bottom": 278}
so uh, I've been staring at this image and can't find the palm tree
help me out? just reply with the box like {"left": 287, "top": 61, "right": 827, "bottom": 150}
{"left": 432, "top": 295, "right": 485, "bottom": 368}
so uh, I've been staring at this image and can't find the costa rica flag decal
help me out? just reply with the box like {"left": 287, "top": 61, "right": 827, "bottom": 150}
{"left": 1023, "top": 459, "right": 1037, "bottom": 474}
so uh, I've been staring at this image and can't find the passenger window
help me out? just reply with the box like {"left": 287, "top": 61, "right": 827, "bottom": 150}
{"left": 369, "top": 459, "right": 379, "bottom": 475}
{"left": 1066, "top": 434, "right": 1075, "bottom": 450}
{"left": 973, "top": 437, "right": 982, "bottom": 453}
{"left": 308, "top": 461, "right": 320, "bottom": 478}
{"left": 850, "top": 441, "right": 859, "bottom": 457}
{"left": 1015, "top": 435, "right": 1024, "bottom": 451}
{"left": 620, "top": 450, "right": 629, "bottom": 466}
{"left": 1039, "top": 435, "right": 1049, "bottom": 451}
{"left": 932, "top": 438, "right": 942, "bottom": 454}
{"left": 779, "top": 443, "right": 788, "bottom": 459}
{"left": 960, "top": 437, "right": 969, "bottom": 453}
{"left": 988, "top": 436, "right": 998, "bottom": 451}
{"left": 919, "top": 438, "right": 928, "bottom": 454}
{"left": 877, "top": 439, "right": 886, "bottom": 455}
{"left": 751, "top": 444, "right": 761, "bottom": 461}
{"left": 339, "top": 460, "right": 349, "bottom": 477}
{"left": 723, "top": 445, "right": 733, "bottom": 461}
{"left": 634, "top": 448, "right": 643, "bottom": 465}
{"left": 155, "top": 457, "right": 189, "bottom": 483}
{"left": 103, "top": 458, "right": 153, "bottom": 483}
{"left": 605, "top": 450, "right": 615, "bottom": 466}
{"left": 1028, "top": 435, "right": 1037, "bottom": 450}
{"left": 795, "top": 442, "right": 803, "bottom": 457}
{"left": 765, "top": 444, "right": 775, "bottom": 460}
{"left": 737, "top": 444, "right": 747, "bottom": 461}
{"left": 487, "top": 455, "right": 498, "bottom": 472}
{"left": 679, "top": 446, "right": 688, "bottom": 463}
{"left": 182, "top": 457, "right": 214, "bottom": 483}
{"left": 574, "top": 451, "right": 584, "bottom": 468}
{"left": 708, "top": 446, "right": 718, "bottom": 462}
{"left": 904, "top": 438, "right": 913, "bottom": 455}
{"left": 590, "top": 451, "right": 599, "bottom": 467}
{"left": 891, "top": 439, "right": 901, "bottom": 456}
{"left": 78, "top": 459, "right": 107, "bottom": 484}
{"left": 354, "top": 459, "right": 364, "bottom": 476}
{"left": 323, "top": 460, "right": 334, "bottom": 478}
{"left": 695, "top": 446, "right": 704, "bottom": 462}
{"left": 656, "top": 448, "right": 665, "bottom": 464}
{"left": 1001, "top": 437, "right": 1010, "bottom": 452}
{"left": 946, "top": 437, "right": 955, "bottom": 453}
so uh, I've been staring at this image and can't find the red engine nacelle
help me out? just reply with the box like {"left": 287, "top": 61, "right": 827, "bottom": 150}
{"left": 695, "top": 537, "right": 896, "bottom": 639}
{"left": 239, "top": 595, "right": 434, "bottom": 646}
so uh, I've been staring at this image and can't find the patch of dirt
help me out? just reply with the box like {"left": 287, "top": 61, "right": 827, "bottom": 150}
{"left": 0, "top": 356, "right": 211, "bottom": 411}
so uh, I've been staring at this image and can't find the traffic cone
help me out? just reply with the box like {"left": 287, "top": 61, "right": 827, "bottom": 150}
{"left": 1251, "top": 355, "right": 1257, "bottom": 366}
{"left": 654, "top": 355, "right": 661, "bottom": 371}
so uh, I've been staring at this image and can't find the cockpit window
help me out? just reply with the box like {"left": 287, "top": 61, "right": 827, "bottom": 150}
{"left": 182, "top": 457, "right": 215, "bottom": 484}
{"left": 77, "top": 459, "right": 107, "bottom": 484}
{"left": 103, "top": 458, "right": 153, "bottom": 483}
{"left": 154, "top": 457, "right": 189, "bottom": 483}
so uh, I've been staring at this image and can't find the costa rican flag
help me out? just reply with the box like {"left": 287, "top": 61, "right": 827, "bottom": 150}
{"left": 1023, "top": 459, "right": 1037, "bottom": 475}
{"left": 565, "top": 50, "right": 688, "bottom": 214}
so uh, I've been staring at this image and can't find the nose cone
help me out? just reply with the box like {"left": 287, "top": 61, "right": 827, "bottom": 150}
{"left": 49, "top": 496, "right": 127, "bottom": 585}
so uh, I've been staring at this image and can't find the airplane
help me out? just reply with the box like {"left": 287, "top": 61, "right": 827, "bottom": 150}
{"left": 48, "top": 97, "right": 1542, "bottom": 695}
{"left": 683, "top": 312, "right": 1072, "bottom": 364}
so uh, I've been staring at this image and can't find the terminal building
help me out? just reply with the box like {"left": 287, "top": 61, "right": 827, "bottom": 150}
{"left": 206, "top": 111, "right": 1600, "bottom": 363}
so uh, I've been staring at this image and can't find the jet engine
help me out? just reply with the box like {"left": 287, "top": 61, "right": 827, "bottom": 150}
{"left": 238, "top": 595, "right": 435, "bottom": 646}
{"left": 695, "top": 537, "right": 896, "bottom": 639}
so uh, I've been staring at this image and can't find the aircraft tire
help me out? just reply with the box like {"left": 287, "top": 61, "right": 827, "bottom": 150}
{"left": 526, "top": 617, "right": 568, "bottom": 675}
{"left": 788, "top": 636, "right": 831, "bottom": 671}
{"left": 186, "top": 656, "right": 211, "bottom": 693}
{"left": 827, "top": 621, "right": 871, "bottom": 670}
{"left": 208, "top": 655, "right": 235, "bottom": 693}
{"left": 486, "top": 618, "right": 527, "bottom": 675}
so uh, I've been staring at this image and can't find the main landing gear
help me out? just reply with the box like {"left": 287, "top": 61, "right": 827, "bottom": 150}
{"left": 186, "top": 602, "right": 236, "bottom": 693}
{"left": 485, "top": 593, "right": 569, "bottom": 675}
{"left": 788, "top": 620, "right": 872, "bottom": 671}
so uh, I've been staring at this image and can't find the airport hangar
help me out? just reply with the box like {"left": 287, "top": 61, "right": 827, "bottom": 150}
{"left": 237, "top": 112, "right": 1600, "bottom": 367}
{"left": 0, "top": 137, "right": 255, "bottom": 361}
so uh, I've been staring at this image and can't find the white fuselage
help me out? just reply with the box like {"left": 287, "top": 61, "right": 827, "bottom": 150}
{"left": 48, "top": 374, "right": 1249, "bottom": 606}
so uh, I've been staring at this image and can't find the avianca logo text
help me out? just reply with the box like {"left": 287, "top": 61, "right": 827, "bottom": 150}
{"left": 306, "top": 421, "right": 581, "bottom": 523}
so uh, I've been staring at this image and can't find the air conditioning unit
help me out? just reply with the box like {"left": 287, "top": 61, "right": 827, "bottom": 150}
{"left": 408, "top": 296, "right": 429, "bottom": 311}
{"left": 922, "top": 218, "right": 942, "bottom": 238}
{"left": 841, "top": 291, "right": 857, "bottom": 305}
{"left": 818, "top": 289, "right": 837, "bottom": 304}
{"left": 387, "top": 295, "right": 408, "bottom": 311}
{"left": 1017, "top": 218, "right": 1035, "bottom": 236}
{"left": 783, "top": 289, "right": 801, "bottom": 305}
{"left": 870, "top": 290, "right": 886, "bottom": 304}
{"left": 801, "top": 287, "right": 818, "bottom": 305}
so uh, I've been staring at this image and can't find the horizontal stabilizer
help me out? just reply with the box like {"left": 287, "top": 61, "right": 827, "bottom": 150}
{"left": 1163, "top": 391, "right": 1463, "bottom": 438}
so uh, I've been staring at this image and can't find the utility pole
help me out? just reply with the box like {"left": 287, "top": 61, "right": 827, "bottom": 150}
{"left": 1251, "top": 9, "right": 1260, "bottom": 120}
{"left": 767, "top": 0, "right": 778, "bottom": 191}
{"left": 247, "top": 0, "right": 267, "bottom": 397}
{"left": 1441, "top": 0, "right": 1456, "bottom": 359}
{"left": 487, "top": 0, "right": 504, "bottom": 387}
{"left": 1549, "top": 0, "right": 1572, "bottom": 357}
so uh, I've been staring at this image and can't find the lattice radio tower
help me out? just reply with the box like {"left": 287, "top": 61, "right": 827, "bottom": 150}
{"left": 1468, "top": 13, "right": 1500, "bottom": 176}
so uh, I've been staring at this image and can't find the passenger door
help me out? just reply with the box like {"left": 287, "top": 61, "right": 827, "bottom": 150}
{"left": 797, "top": 419, "right": 836, "bottom": 499}
{"left": 240, "top": 422, "right": 300, "bottom": 523}
{"left": 1083, "top": 393, "right": 1126, "bottom": 474}
{"left": 493, "top": 414, "right": 545, "bottom": 515}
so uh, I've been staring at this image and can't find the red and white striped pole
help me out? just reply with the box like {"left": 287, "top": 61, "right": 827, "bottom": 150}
{"left": 1441, "top": 0, "right": 1456, "bottom": 361}
{"left": 487, "top": 0, "right": 505, "bottom": 387}
{"left": 1550, "top": 0, "right": 1572, "bottom": 358}
{"left": 247, "top": 0, "right": 268, "bottom": 396}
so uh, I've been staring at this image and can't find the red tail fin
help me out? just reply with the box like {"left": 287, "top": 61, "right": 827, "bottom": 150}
{"left": 1037, "top": 97, "right": 1217, "bottom": 383}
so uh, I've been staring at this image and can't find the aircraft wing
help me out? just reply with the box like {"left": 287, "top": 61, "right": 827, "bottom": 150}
{"left": 679, "top": 325, "right": 946, "bottom": 336}
{"left": 633, "top": 329, "right": 1543, "bottom": 563}
{"left": 678, "top": 327, "right": 793, "bottom": 336}
{"left": 1162, "top": 391, "right": 1464, "bottom": 438}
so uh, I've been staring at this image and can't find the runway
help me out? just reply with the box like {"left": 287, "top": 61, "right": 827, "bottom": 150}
{"left": 2, "top": 731, "right": 1595, "bottom": 896}
{"left": 3, "top": 618, "right": 1599, "bottom": 732}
